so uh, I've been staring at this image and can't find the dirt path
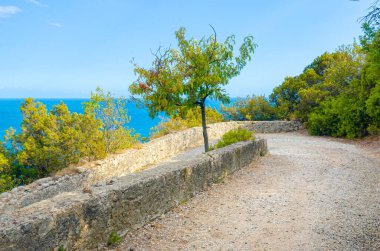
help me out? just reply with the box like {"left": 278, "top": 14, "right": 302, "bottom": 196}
{"left": 110, "top": 133, "right": 380, "bottom": 251}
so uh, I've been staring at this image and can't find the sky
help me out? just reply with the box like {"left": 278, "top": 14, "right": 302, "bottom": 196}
{"left": 0, "top": 0, "right": 375, "bottom": 98}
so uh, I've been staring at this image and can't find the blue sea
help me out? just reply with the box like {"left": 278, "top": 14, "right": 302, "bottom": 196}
{"left": 0, "top": 99, "right": 226, "bottom": 139}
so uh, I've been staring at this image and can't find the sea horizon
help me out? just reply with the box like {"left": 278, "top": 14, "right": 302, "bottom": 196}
{"left": 0, "top": 98, "right": 232, "bottom": 139}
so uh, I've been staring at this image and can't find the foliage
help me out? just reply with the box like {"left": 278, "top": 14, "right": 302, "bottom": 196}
{"left": 268, "top": 8, "right": 379, "bottom": 139}
{"left": 279, "top": 22, "right": 379, "bottom": 138}
{"left": 0, "top": 154, "right": 7, "bottom": 172}
{"left": 180, "top": 107, "right": 224, "bottom": 128}
{"left": 362, "top": 24, "right": 380, "bottom": 132}
{"left": 0, "top": 148, "right": 17, "bottom": 193}
{"left": 221, "top": 95, "right": 277, "bottom": 121}
{"left": 360, "top": 0, "right": 379, "bottom": 31}
{"left": 270, "top": 76, "right": 308, "bottom": 120}
{"left": 210, "top": 127, "right": 254, "bottom": 150}
{"left": 0, "top": 98, "right": 107, "bottom": 188}
{"left": 366, "top": 82, "right": 380, "bottom": 128}
{"left": 83, "top": 87, "right": 138, "bottom": 153}
{"left": 130, "top": 27, "right": 256, "bottom": 151}
{"left": 267, "top": 7, "right": 380, "bottom": 139}
{"left": 270, "top": 46, "right": 363, "bottom": 122}
{"left": 307, "top": 85, "right": 368, "bottom": 138}
{"left": 0, "top": 88, "right": 137, "bottom": 192}
{"left": 151, "top": 107, "right": 224, "bottom": 138}
{"left": 107, "top": 231, "right": 122, "bottom": 246}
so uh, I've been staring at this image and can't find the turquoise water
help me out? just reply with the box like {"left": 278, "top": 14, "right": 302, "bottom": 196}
{"left": 0, "top": 99, "right": 226, "bottom": 139}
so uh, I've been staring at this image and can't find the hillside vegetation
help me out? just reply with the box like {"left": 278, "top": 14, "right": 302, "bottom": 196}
{"left": 223, "top": 19, "right": 380, "bottom": 138}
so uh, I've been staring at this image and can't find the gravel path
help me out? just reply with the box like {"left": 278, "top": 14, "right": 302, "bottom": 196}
{"left": 109, "top": 133, "right": 380, "bottom": 251}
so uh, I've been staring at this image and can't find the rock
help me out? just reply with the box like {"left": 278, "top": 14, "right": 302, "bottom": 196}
{"left": 0, "top": 192, "right": 10, "bottom": 199}
{"left": 95, "top": 181, "right": 106, "bottom": 187}
{"left": 41, "top": 183, "right": 50, "bottom": 188}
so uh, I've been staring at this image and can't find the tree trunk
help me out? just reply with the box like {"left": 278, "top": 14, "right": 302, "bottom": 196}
{"left": 200, "top": 102, "right": 209, "bottom": 152}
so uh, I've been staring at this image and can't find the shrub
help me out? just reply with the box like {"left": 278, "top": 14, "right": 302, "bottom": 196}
{"left": 307, "top": 109, "right": 338, "bottom": 136}
{"left": 7, "top": 99, "right": 107, "bottom": 176}
{"left": 367, "top": 124, "right": 380, "bottom": 135}
{"left": 211, "top": 127, "right": 254, "bottom": 150}
{"left": 83, "top": 87, "right": 139, "bottom": 153}
{"left": 366, "top": 82, "right": 380, "bottom": 128}
{"left": 0, "top": 152, "right": 16, "bottom": 193}
{"left": 307, "top": 92, "right": 368, "bottom": 138}
{"left": 0, "top": 88, "right": 139, "bottom": 192}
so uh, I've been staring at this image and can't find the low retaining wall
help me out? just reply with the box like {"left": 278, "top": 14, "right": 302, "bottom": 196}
{"left": 82, "top": 121, "right": 301, "bottom": 183}
{"left": 241, "top": 120, "right": 303, "bottom": 133}
{"left": 0, "top": 139, "right": 267, "bottom": 251}
{"left": 86, "top": 121, "right": 244, "bottom": 183}
{"left": 0, "top": 121, "right": 301, "bottom": 215}
{"left": 0, "top": 122, "right": 243, "bottom": 214}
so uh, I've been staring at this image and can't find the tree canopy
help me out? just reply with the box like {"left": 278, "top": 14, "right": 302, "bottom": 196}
{"left": 130, "top": 27, "right": 256, "bottom": 151}
{"left": 269, "top": 14, "right": 379, "bottom": 138}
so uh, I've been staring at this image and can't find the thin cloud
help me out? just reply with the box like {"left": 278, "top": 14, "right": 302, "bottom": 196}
{"left": 25, "top": 0, "right": 46, "bottom": 7}
{"left": 49, "top": 22, "right": 63, "bottom": 28}
{"left": 0, "top": 6, "right": 21, "bottom": 18}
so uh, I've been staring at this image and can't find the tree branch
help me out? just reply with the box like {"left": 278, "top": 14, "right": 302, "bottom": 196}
{"left": 359, "top": 0, "right": 380, "bottom": 24}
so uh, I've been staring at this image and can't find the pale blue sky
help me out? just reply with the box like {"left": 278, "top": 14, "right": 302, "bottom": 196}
{"left": 0, "top": 0, "right": 374, "bottom": 98}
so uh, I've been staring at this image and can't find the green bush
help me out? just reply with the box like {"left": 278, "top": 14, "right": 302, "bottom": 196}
{"left": 307, "top": 91, "right": 368, "bottom": 138}
{"left": 366, "top": 82, "right": 380, "bottom": 127}
{"left": 5, "top": 98, "right": 107, "bottom": 177}
{"left": 0, "top": 88, "right": 139, "bottom": 192}
{"left": 83, "top": 87, "right": 139, "bottom": 153}
{"left": 211, "top": 127, "right": 254, "bottom": 150}
{"left": 0, "top": 152, "right": 18, "bottom": 193}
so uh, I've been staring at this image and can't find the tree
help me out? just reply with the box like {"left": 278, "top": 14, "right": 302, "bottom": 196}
{"left": 270, "top": 46, "right": 363, "bottom": 122}
{"left": 362, "top": 28, "right": 380, "bottom": 132}
{"left": 270, "top": 76, "right": 307, "bottom": 119}
{"left": 130, "top": 27, "right": 256, "bottom": 152}
{"left": 360, "top": 0, "right": 380, "bottom": 27}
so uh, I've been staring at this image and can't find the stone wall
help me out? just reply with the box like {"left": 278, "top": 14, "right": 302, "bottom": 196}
{"left": 82, "top": 120, "right": 302, "bottom": 184}
{"left": 0, "top": 121, "right": 301, "bottom": 215}
{"left": 242, "top": 120, "right": 303, "bottom": 133}
{"left": 0, "top": 139, "right": 267, "bottom": 251}
{"left": 85, "top": 121, "right": 244, "bottom": 184}
{"left": 0, "top": 122, "right": 242, "bottom": 214}
{"left": 86, "top": 120, "right": 302, "bottom": 184}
